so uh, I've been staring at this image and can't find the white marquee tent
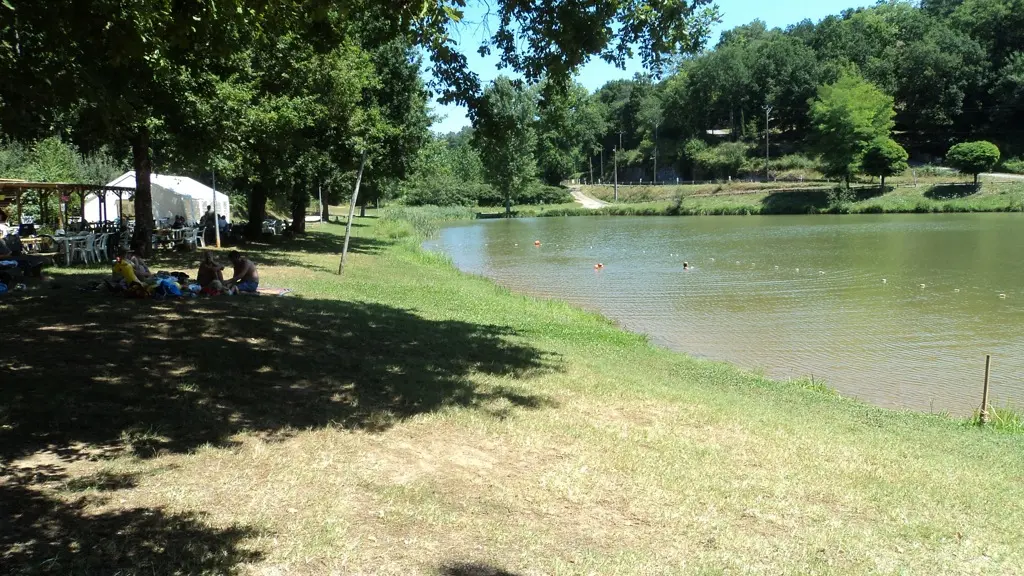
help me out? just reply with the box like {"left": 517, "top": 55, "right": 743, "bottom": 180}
{"left": 84, "top": 171, "right": 231, "bottom": 225}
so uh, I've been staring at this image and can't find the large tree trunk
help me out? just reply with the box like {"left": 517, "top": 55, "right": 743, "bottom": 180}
{"left": 321, "top": 189, "right": 330, "bottom": 221}
{"left": 290, "top": 184, "right": 307, "bottom": 235}
{"left": 131, "top": 126, "right": 154, "bottom": 257}
{"left": 246, "top": 182, "right": 267, "bottom": 238}
{"left": 880, "top": 174, "right": 886, "bottom": 191}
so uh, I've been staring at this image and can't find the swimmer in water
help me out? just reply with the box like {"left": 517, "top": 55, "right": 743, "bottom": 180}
{"left": 683, "top": 261, "right": 690, "bottom": 270}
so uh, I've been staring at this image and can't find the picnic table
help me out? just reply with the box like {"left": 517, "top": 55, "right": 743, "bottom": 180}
{"left": 153, "top": 228, "right": 187, "bottom": 249}
{"left": 54, "top": 234, "right": 90, "bottom": 266}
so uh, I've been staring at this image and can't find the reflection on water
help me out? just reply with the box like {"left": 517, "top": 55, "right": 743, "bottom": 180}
{"left": 425, "top": 214, "right": 1024, "bottom": 414}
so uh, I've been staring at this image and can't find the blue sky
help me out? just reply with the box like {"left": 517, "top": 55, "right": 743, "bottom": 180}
{"left": 428, "top": 0, "right": 869, "bottom": 134}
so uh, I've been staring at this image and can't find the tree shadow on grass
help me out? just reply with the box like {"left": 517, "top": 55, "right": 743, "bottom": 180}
{"left": 1, "top": 474, "right": 261, "bottom": 575}
{"left": 924, "top": 184, "right": 978, "bottom": 200}
{"left": 760, "top": 190, "right": 832, "bottom": 214}
{"left": 439, "top": 562, "right": 522, "bottom": 576}
{"left": 1, "top": 292, "right": 559, "bottom": 464}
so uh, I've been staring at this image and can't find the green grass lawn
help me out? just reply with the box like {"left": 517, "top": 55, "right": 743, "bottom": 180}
{"left": 566, "top": 180, "right": 1024, "bottom": 216}
{"left": 3, "top": 217, "right": 1023, "bottom": 575}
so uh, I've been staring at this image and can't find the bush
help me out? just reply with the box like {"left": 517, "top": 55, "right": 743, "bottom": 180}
{"left": 380, "top": 205, "right": 477, "bottom": 237}
{"left": 1000, "top": 157, "right": 1024, "bottom": 175}
{"left": 403, "top": 179, "right": 494, "bottom": 206}
{"left": 946, "top": 141, "right": 1000, "bottom": 184}
{"left": 693, "top": 142, "right": 751, "bottom": 180}
{"left": 769, "top": 154, "right": 821, "bottom": 173}
{"left": 861, "top": 139, "right": 909, "bottom": 187}
{"left": 517, "top": 183, "right": 572, "bottom": 205}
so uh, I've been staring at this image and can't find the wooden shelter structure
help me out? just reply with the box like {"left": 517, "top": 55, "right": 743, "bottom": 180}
{"left": 0, "top": 179, "right": 136, "bottom": 229}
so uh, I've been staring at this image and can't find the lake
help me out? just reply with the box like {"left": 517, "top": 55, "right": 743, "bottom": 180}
{"left": 425, "top": 214, "right": 1024, "bottom": 414}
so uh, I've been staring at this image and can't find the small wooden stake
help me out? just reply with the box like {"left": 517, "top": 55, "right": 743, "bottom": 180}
{"left": 338, "top": 151, "right": 368, "bottom": 276}
{"left": 980, "top": 354, "right": 992, "bottom": 424}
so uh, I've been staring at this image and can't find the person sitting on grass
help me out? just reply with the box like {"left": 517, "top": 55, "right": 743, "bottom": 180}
{"left": 225, "top": 250, "right": 259, "bottom": 293}
{"left": 0, "top": 234, "right": 44, "bottom": 278}
{"left": 197, "top": 251, "right": 225, "bottom": 289}
{"left": 125, "top": 247, "right": 152, "bottom": 281}
{"left": 111, "top": 248, "right": 141, "bottom": 286}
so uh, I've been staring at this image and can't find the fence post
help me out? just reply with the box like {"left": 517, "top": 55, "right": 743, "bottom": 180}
{"left": 980, "top": 354, "right": 992, "bottom": 424}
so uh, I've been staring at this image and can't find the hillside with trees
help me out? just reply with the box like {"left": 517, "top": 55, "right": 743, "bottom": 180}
{"left": 404, "top": 0, "right": 1024, "bottom": 207}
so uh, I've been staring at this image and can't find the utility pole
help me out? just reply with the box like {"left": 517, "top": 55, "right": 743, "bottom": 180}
{"left": 600, "top": 146, "right": 604, "bottom": 183}
{"left": 613, "top": 146, "right": 618, "bottom": 202}
{"left": 618, "top": 130, "right": 624, "bottom": 187}
{"left": 653, "top": 122, "right": 659, "bottom": 185}
{"left": 764, "top": 104, "right": 773, "bottom": 182}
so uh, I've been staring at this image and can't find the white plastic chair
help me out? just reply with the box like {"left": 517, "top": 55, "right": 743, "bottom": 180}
{"left": 93, "top": 233, "right": 110, "bottom": 262}
{"left": 72, "top": 234, "right": 96, "bottom": 265}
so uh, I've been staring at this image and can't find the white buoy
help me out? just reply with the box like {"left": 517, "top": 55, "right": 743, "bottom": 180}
{"left": 775, "top": 266, "right": 779, "bottom": 270}
{"left": 920, "top": 284, "right": 926, "bottom": 289}
{"left": 954, "top": 289, "right": 960, "bottom": 293}
{"left": 796, "top": 268, "right": 800, "bottom": 272}
{"left": 710, "top": 258, "right": 715, "bottom": 262}
{"left": 1000, "top": 293, "right": 1007, "bottom": 299}
{"left": 819, "top": 271, "right": 825, "bottom": 275}
{"left": 882, "top": 279, "right": 887, "bottom": 284}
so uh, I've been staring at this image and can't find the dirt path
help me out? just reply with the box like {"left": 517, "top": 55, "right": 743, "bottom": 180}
{"left": 570, "top": 187, "right": 609, "bottom": 209}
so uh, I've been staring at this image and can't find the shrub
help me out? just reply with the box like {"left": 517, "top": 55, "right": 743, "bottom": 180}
{"left": 1000, "top": 157, "right": 1024, "bottom": 175}
{"left": 861, "top": 139, "right": 909, "bottom": 188}
{"left": 946, "top": 141, "right": 1000, "bottom": 185}
{"left": 516, "top": 183, "right": 572, "bottom": 205}
{"left": 403, "top": 180, "right": 494, "bottom": 206}
{"left": 693, "top": 142, "right": 751, "bottom": 180}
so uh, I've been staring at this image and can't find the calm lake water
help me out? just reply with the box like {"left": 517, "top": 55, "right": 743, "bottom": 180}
{"left": 425, "top": 214, "right": 1024, "bottom": 414}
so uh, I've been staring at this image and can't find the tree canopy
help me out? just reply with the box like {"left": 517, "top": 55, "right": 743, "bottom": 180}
{"left": 474, "top": 77, "right": 539, "bottom": 215}
{"left": 810, "top": 72, "right": 895, "bottom": 184}
{"left": 946, "top": 141, "right": 1001, "bottom": 185}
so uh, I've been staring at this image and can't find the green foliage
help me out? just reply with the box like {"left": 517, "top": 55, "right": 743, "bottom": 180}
{"left": 535, "top": 82, "right": 605, "bottom": 185}
{"left": 380, "top": 205, "right": 477, "bottom": 238}
{"left": 861, "top": 139, "right": 909, "bottom": 187}
{"left": 810, "top": 72, "right": 896, "bottom": 184}
{"left": 1000, "top": 157, "right": 1024, "bottom": 174}
{"left": 693, "top": 142, "right": 751, "bottom": 180}
{"left": 474, "top": 77, "right": 539, "bottom": 215}
{"left": 946, "top": 141, "right": 1001, "bottom": 184}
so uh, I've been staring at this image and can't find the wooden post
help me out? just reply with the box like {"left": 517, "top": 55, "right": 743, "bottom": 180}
{"left": 16, "top": 189, "right": 22, "bottom": 223}
{"left": 980, "top": 354, "right": 992, "bottom": 424}
{"left": 338, "top": 152, "right": 368, "bottom": 276}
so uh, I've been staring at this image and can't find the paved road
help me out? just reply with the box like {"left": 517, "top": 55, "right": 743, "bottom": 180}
{"left": 570, "top": 187, "right": 609, "bottom": 209}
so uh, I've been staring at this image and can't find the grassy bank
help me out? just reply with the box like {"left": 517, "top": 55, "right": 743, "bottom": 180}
{"left": 3, "top": 218, "right": 1023, "bottom": 574}
{"left": 562, "top": 180, "right": 1024, "bottom": 216}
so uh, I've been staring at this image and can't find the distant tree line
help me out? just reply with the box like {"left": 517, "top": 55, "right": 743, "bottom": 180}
{"left": 407, "top": 0, "right": 1024, "bottom": 203}
{"left": 0, "top": 0, "right": 716, "bottom": 249}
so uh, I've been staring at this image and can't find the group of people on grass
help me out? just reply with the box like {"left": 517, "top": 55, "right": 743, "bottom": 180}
{"left": 111, "top": 247, "right": 258, "bottom": 297}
